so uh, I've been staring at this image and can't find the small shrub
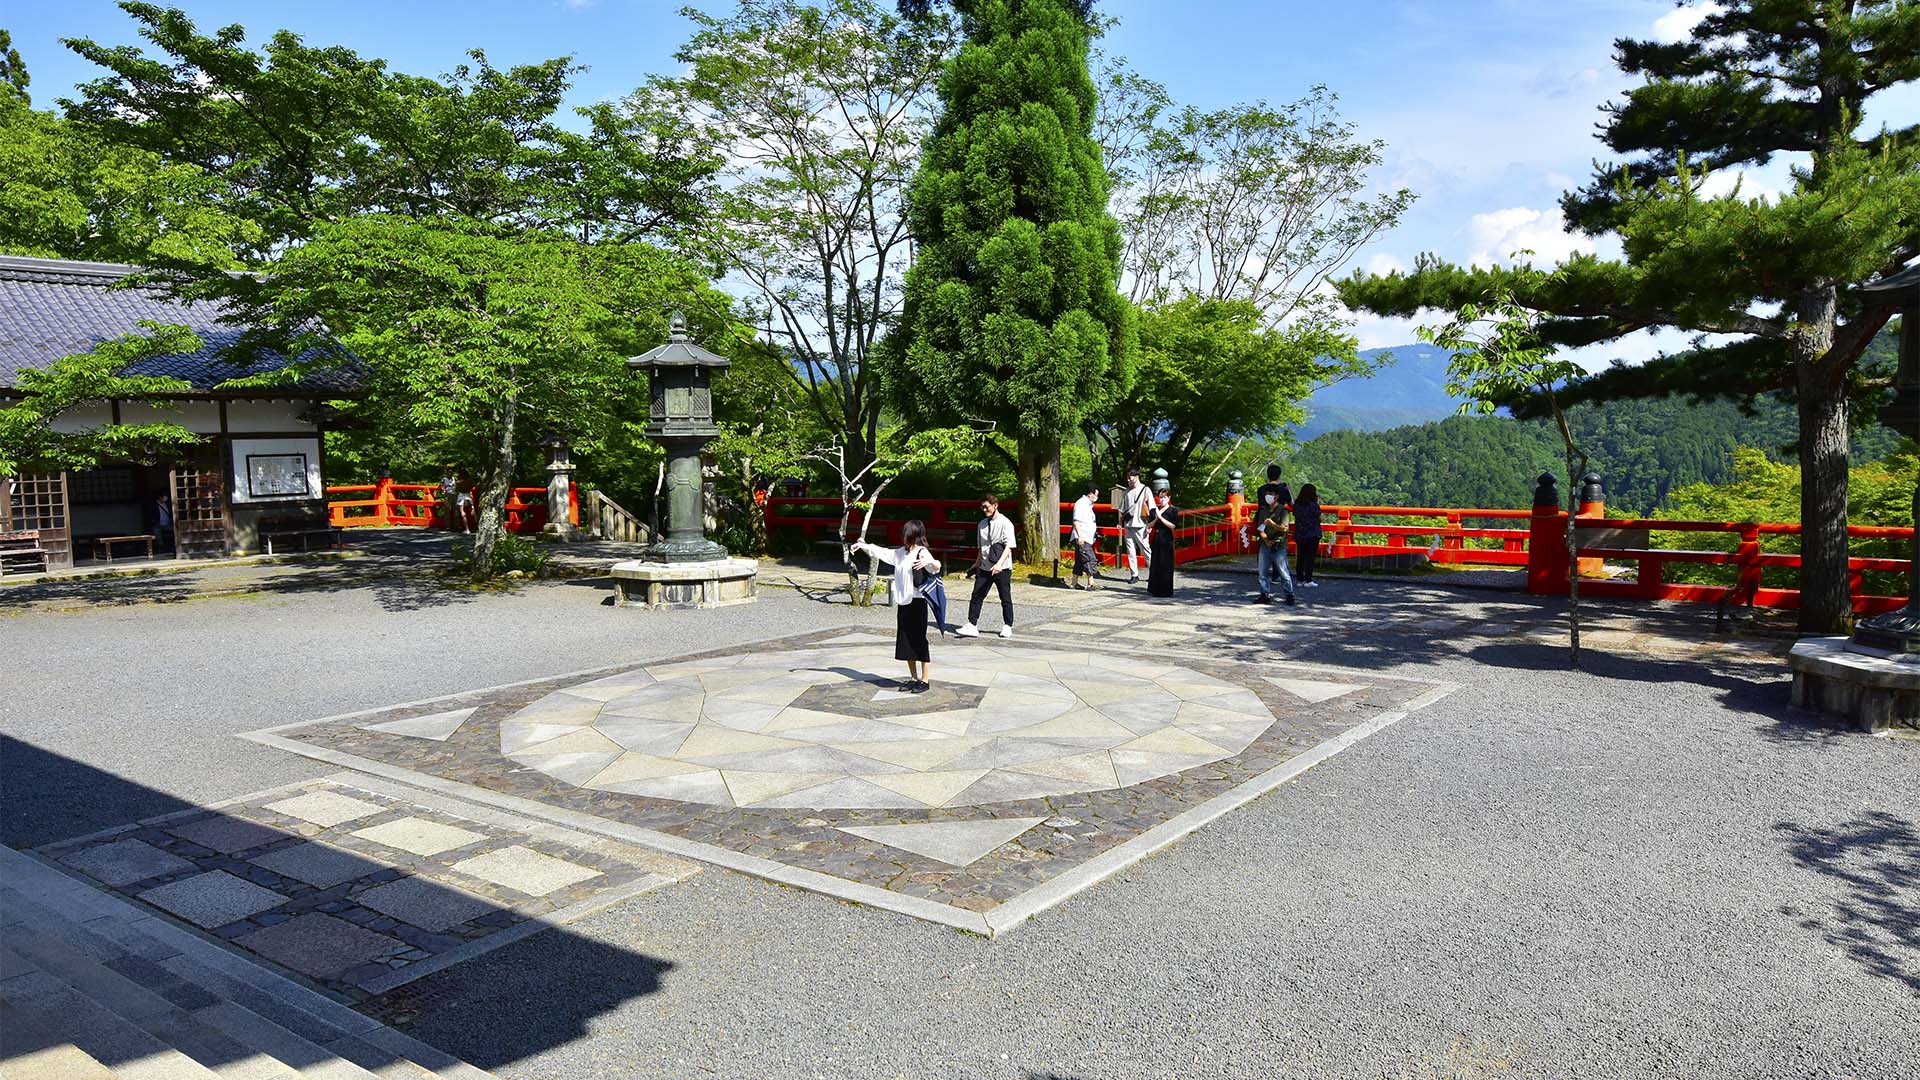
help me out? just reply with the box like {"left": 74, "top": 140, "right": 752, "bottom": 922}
{"left": 450, "top": 531, "right": 551, "bottom": 577}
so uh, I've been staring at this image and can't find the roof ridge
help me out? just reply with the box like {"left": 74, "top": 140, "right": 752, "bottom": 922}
{"left": 0, "top": 254, "right": 143, "bottom": 284}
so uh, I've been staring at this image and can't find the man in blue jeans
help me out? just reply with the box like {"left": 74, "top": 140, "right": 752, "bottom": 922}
{"left": 1250, "top": 465, "right": 1296, "bottom": 606}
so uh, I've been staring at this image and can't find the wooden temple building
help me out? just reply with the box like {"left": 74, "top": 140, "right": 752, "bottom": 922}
{"left": 0, "top": 255, "right": 360, "bottom": 573}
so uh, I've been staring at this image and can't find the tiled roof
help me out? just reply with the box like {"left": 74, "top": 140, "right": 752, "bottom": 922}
{"left": 0, "top": 255, "right": 361, "bottom": 395}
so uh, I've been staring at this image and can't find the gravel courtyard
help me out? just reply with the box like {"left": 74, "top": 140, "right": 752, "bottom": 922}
{"left": 3, "top": 557, "right": 1914, "bottom": 1080}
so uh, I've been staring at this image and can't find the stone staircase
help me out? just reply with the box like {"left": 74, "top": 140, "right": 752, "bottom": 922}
{"left": 0, "top": 845, "right": 494, "bottom": 1080}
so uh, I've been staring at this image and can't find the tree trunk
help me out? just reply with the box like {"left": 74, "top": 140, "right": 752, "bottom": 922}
{"left": 1796, "top": 366, "right": 1851, "bottom": 633}
{"left": 1792, "top": 286, "right": 1850, "bottom": 634}
{"left": 470, "top": 393, "right": 519, "bottom": 579}
{"left": 1017, "top": 438, "right": 1062, "bottom": 564}
{"left": 1563, "top": 453, "right": 1582, "bottom": 668}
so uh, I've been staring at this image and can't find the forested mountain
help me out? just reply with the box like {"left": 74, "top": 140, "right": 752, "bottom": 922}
{"left": 1281, "top": 393, "right": 1900, "bottom": 514}
{"left": 1296, "top": 344, "right": 1460, "bottom": 439}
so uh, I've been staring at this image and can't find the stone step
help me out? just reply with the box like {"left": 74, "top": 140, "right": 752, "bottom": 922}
{"left": 0, "top": 964, "right": 222, "bottom": 1080}
{"left": 2, "top": 847, "right": 496, "bottom": 1080}
{"left": 3, "top": 929, "right": 300, "bottom": 1080}
{"left": 0, "top": 996, "right": 118, "bottom": 1079}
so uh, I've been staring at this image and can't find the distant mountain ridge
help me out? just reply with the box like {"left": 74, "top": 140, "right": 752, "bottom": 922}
{"left": 1296, "top": 344, "right": 1467, "bottom": 440}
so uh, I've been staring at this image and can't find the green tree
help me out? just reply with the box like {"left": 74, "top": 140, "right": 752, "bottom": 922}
{"left": 250, "top": 218, "right": 619, "bottom": 577}
{"left": 893, "top": 0, "right": 1136, "bottom": 561}
{"left": 1338, "top": 0, "right": 1920, "bottom": 633}
{"left": 1, "top": 29, "right": 30, "bottom": 101}
{"left": 1098, "top": 297, "right": 1356, "bottom": 485}
{"left": 0, "top": 89, "right": 254, "bottom": 264}
{"left": 1420, "top": 275, "right": 1594, "bottom": 664}
{"left": 0, "top": 324, "right": 203, "bottom": 474}
{"left": 651, "top": 0, "right": 957, "bottom": 472}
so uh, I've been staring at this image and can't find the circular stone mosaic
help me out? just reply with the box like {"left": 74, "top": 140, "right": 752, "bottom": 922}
{"left": 499, "top": 638, "right": 1278, "bottom": 810}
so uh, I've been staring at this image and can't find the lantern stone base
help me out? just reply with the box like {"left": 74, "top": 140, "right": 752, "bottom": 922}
{"left": 610, "top": 557, "right": 758, "bottom": 610}
{"left": 1788, "top": 637, "right": 1920, "bottom": 733}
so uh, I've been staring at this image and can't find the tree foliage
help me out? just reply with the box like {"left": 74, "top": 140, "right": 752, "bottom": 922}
{"left": 651, "top": 0, "right": 957, "bottom": 470}
{"left": 1093, "top": 296, "right": 1361, "bottom": 485}
{"left": 0, "top": 324, "right": 204, "bottom": 475}
{"left": 893, "top": 0, "right": 1136, "bottom": 560}
{"left": 1337, "top": 0, "right": 1920, "bottom": 633}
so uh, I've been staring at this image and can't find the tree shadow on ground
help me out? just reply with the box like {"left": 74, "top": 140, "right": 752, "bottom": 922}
{"left": 5, "top": 735, "right": 676, "bottom": 1072}
{"left": 1774, "top": 811, "right": 1920, "bottom": 994}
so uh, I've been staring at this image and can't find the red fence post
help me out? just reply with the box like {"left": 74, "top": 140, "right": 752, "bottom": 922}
{"left": 1576, "top": 472, "right": 1606, "bottom": 577}
{"left": 373, "top": 475, "right": 393, "bottom": 527}
{"left": 1735, "top": 523, "right": 1763, "bottom": 603}
{"left": 1527, "top": 472, "right": 1570, "bottom": 596}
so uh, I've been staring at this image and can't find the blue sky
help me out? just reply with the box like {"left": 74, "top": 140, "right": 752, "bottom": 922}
{"left": 9, "top": 0, "right": 1918, "bottom": 365}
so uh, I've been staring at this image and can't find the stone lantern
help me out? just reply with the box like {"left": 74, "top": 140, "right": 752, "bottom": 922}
{"left": 539, "top": 432, "right": 577, "bottom": 541}
{"left": 607, "top": 311, "right": 758, "bottom": 609}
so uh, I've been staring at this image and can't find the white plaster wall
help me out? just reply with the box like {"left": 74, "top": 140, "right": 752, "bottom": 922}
{"left": 119, "top": 401, "right": 222, "bottom": 434}
{"left": 228, "top": 435, "right": 324, "bottom": 504}
{"left": 226, "top": 400, "right": 316, "bottom": 432}
{"left": 43, "top": 402, "right": 115, "bottom": 434}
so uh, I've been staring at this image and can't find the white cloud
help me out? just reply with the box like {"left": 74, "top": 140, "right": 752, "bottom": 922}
{"left": 1465, "top": 206, "right": 1596, "bottom": 268}
{"left": 1653, "top": 2, "right": 1722, "bottom": 44}
{"left": 1363, "top": 253, "right": 1408, "bottom": 277}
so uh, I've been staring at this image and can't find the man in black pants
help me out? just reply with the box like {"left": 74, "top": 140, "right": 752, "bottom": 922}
{"left": 956, "top": 493, "right": 1017, "bottom": 639}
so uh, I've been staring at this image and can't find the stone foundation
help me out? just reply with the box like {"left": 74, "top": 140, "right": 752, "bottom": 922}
{"left": 1787, "top": 636, "right": 1920, "bottom": 733}
{"left": 610, "top": 557, "right": 758, "bottom": 610}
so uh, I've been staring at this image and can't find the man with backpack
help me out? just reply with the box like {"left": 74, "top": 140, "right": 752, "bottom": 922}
{"left": 1250, "top": 464, "right": 1296, "bottom": 606}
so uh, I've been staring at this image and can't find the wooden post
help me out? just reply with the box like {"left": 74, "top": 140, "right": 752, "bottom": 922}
{"left": 374, "top": 474, "right": 394, "bottom": 527}
{"left": 1736, "top": 523, "right": 1763, "bottom": 605}
{"left": 1576, "top": 472, "right": 1606, "bottom": 577}
{"left": 1527, "top": 473, "right": 1570, "bottom": 595}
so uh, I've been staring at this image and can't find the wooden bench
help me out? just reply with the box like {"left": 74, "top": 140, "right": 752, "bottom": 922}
{"left": 93, "top": 534, "right": 155, "bottom": 563}
{"left": 260, "top": 519, "right": 343, "bottom": 555}
{"left": 0, "top": 530, "right": 48, "bottom": 576}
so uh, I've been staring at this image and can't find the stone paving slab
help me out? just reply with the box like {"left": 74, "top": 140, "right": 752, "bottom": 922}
{"left": 36, "top": 780, "right": 696, "bottom": 1001}
{"left": 241, "top": 625, "right": 1456, "bottom": 933}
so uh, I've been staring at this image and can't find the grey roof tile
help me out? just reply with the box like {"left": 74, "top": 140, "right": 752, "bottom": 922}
{"left": 0, "top": 255, "right": 361, "bottom": 394}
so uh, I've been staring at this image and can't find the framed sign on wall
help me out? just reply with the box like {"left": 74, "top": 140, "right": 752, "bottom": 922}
{"left": 228, "top": 437, "right": 323, "bottom": 503}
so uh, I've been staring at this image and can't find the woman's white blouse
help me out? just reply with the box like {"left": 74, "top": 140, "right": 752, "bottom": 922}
{"left": 856, "top": 543, "right": 940, "bottom": 606}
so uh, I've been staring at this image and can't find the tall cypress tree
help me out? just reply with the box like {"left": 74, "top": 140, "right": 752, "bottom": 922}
{"left": 1338, "top": 0, "right": 1919, "bottom": 634}
{"left": 893, "top": 0, "right": 1135, "bottom": 561}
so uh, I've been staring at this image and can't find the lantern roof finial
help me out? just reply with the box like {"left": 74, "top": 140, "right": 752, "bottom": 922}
{"left": 627, "top": 308, "right": 730, "bottom": 370}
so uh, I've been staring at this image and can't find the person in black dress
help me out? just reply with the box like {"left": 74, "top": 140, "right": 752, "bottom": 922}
{"left": 855, "top": 519, "right": 942, "bottom": 691}
{"left": 1145, "top": 488, "right": 1178, "bottom": 598}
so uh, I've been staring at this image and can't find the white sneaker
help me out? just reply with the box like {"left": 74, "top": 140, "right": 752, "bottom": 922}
{"left": 955, "top": 623, "right": 980, "bottom": 638}
{"left": 998, "top": 626, "right": 1014, "bottom": 639}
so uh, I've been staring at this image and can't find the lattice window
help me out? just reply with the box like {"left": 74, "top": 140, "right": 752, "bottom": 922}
{"left": 5, "top": 474, "right": 68, "bottom": 532}
{"left": 172, "top": 459, "right": 230, "bottom": 558}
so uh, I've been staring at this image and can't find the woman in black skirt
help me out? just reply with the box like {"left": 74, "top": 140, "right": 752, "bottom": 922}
{"left": 1145, "top": 488, "right": 1179, "bottom": 598}
{"left": 856, "top": 519, "right": 942, "bottom": 692}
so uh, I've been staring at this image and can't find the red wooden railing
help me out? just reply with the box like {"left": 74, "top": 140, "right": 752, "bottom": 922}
{"left": 763, "top": 492, "right": 1913, "bottom": 614}
{"left": 325, "top": 478, "right": 570, "bottom": 535}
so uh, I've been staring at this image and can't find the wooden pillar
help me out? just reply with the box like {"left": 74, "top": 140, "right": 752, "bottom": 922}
{"left": 1527, "top": 472, "right": 1570, "bottom": 596}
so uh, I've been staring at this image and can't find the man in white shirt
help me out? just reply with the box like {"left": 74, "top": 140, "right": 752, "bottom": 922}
{"left": 1071, "top": 482, "right": 1102, "bottom": 591}
{"left": 956, "top": 493, "right": 1017, "bottom": 638}
{"left": 1118, "top": 466, "right": 1151, "bottom": 584}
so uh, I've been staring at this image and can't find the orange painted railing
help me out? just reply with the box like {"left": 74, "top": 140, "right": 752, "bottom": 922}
{"left": 765, "top": 491, "right": 1913, "bottom": 613}
{"left": 326, "top": 478, "right": 574, "bottom": 535}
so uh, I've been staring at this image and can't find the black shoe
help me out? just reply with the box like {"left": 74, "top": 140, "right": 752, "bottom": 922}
{"left": 1284, "top": 594, "right": 1297, "bottom": 606}
{"left": 910, "top": 680, "right": 929, "bottom": 694}
{"left": 1254, "top": 593, "right": 1272, "bottom": 604}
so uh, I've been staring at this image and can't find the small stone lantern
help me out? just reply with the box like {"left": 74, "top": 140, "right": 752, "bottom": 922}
{"left": 539, "top": 432, "right": 577, "bottom": 541}
{"left": 608, "top": 310, "right": 758, "bottom": 609}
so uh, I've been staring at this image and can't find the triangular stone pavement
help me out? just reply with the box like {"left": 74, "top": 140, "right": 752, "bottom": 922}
{"left": 837, "top": 816, "right": 1045, "bottom": 866}
{"left": 360, "top": 706, "right": 476, "bottom": 741}
{"left": 1263, "top": 675, "right": 1370, "bottom": 704}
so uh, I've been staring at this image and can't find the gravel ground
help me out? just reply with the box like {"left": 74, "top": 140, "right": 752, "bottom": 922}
{"left": 4, "top": 564, "right": 1915, "bottom": 1079}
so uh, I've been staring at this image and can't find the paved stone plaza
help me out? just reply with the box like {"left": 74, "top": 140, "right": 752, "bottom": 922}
{"left": 248, "top": 625, "right": 1453, "bottom": 930}
{"left": 4, "top": 551, "right": 1915, "bottom": 1079}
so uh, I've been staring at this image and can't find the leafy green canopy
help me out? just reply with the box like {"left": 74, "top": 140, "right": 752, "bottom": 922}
{"left": 59, "top": 2, "right": 713, "bottom": 265}
{"left": 1096, "top": 297, "right": 1357, "bottom": 486}
{"left": 894, "top": 0, "right": 1135, "bottom": 452}
{"left": 0, "top": 324, "right": 204, "bottom": 475}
